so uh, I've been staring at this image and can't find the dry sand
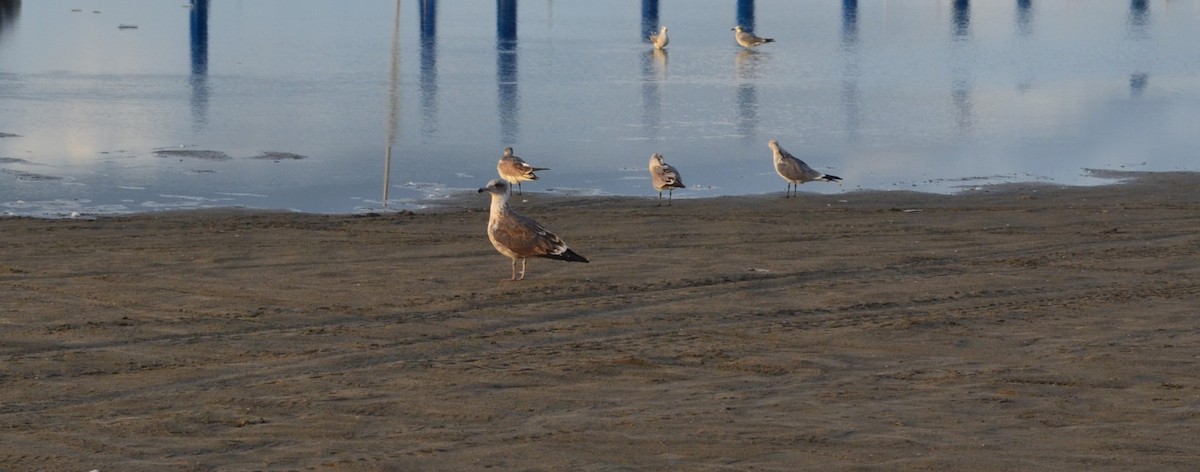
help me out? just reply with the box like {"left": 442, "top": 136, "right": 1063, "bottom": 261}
{"left": 2, "top": 171, "right": 1199, "bottom": 471}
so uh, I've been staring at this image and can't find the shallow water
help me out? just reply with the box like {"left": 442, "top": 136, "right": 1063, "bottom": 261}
{"left": 1, "top": 0, "right": 1197, "bottom": 217}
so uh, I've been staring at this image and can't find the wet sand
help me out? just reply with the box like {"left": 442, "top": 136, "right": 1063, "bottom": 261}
{"left": 2, "top": 171, "right": 1199, "bottom": 471}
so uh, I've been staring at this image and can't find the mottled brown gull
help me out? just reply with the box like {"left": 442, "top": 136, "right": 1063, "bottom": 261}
{"left": 478, "top": 179, "right": 589, "bottom": 281}
{"left": 769, "top": 139, "right": 842, "bottom": 198}
{"left": 496, "top": 146, "right": 547, "bottom": 195}
{"left": 648, "top": 153, "right": 685, "bottom": 206}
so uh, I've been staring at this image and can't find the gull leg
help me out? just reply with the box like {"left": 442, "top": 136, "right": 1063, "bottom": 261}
{"left": 667, "top": 188, "right": 673, "bottom": 206}
{"left": 516, "top": 258, "right": 527, "bottom": 281}
{"left": 517, "top": 182, "right": 523, "bottom": 195}
{"left": 657, "top": 191, "right": 663, "bottom": 207}
{"left": 509, "top": 258, "right": 518, "bottom": 280}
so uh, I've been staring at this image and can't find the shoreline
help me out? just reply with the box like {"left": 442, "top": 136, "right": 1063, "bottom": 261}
{"left": 0, "top": 168, "right": 1150, "bottom": 220}
{"left": 2, "top": 170, "right": 1198, "bottom": 470}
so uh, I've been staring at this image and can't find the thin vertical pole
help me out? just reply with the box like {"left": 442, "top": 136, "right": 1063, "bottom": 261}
{"left": 383, "top": 146, "right": 392, "bottom": 207}
{"left": 384, "top": 0, "right": 401, "bottom": 208}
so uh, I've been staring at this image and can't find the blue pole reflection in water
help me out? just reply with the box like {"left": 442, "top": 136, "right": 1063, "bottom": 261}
{"left": 640, "top": 49, "right": 666, "bottom": 140}
{"left": 419, "top": 0, "right": 438, "bottom": 138}
{"left": 641, "top": 0, "right": 658, "bottom": 43}
{"left": 1013, "top": 0, "right": 1035, "bottom": 91}
{"left": 1128, "top": 0, "right": 1149, "bottom": 39}
{"left": 497, "top": 0, "right": 519, "bottom": 145}
{"left": 734, "top": 50, "right": 761, "bottom": 141}
{"left": 840, "top": 0, "right": 857, "bottom": 50}
{"left": 189, "top": 0, "right": 210, "bottom": 130}
{"left": 1127, "top": 1, "right": 1150, "bottom": 99}
{"left": 841, "top": 0, "right": 861, "bottom": 142}
{"left": 952, "top": 0, "right": 970, "bottom": 40}
{"left": 1130, "top": 73, "right": 1149, "bottom": 98}
{"left": 949, "top": 0, "right": 973, "bottom": 132}
{"left": 736, "top": 0, "right": 754, "bottom": 31}
{"left": 0, "top": 0, "right": 19, "bottom": 42}
{"left": 1015, "top": 0, "right": 1033, "bottom": 37}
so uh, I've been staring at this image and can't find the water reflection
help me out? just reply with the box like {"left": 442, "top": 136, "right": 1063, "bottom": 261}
{"left": 735, "top": 50, "right": 763, "bottom": 139}
{"left": 950, "top": 0, "right": 973, "bottom": 132}
{"left": 497, "top": 0, "right": 519, "bottom": 144}
{"left": 952, "top": 0, "right": 970, "bottom": 40}
{"left": 840, "top": 0, "right": 857, "bottom": 50}
{"left": 640, "top": 0, "right": 659, "bottom": 44}
{"left": 736, "top": 0, "right": 754, "bottom": 31}
{"left": 420, "top": 0, "right": 438, "bottom": 137}
{"left": 1127, "top": 2, "right": 1149, "bottom": 100}
{"left": 1130, "top": 72, "right": 1149, "bottom": 98}
{"left": 1128, "top": 0, "right": 1149, "bottom": 39}
{"left": 639, "top": 0, "right": 664, "bottom": 139}
{"left": 1015, "top": 0, "right": 1033, "bottom": 37}
{"left": 0, "top": 0, "right": 18, "bottom": 42}
{"left": 640, "top": 49, "right": 666, "bottom": 139}
{"left": 952, "top": 79, "right": 973, "bottom": 132}
{"left": 841, "top": 0, "right": 861, "bottom": 141}
{"left": 189, "top": 0, "right": 209, "bottom": 129}
{"left": 1013, "top": 0, "right": 1035, "bottom": 91}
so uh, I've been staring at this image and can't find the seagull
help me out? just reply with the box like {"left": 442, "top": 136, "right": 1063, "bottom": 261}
{"left": 496, "top": 146, "right": 548, "bottom": 195}
{"left": 732, "top": 26, "right": 774, "bottom": 49}
{"left": 649, "top": 153, "right": 685, "bottom": 206}
{"left": 478, "top": 179, "right": 589, "bottom": 281}
{"left": 769, "top": 139, "right": 842, "bottom": 198}
{"left": 650, "top": 25, "right": 669, "bottom": 50}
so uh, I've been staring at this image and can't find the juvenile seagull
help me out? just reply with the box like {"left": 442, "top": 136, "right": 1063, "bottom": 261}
{"left": 648, "top": 153, "right": 685, "bottom": 206}
{"left": 769, "top": 139, "right": 842, "bottom": 198}
{"left": 649, "top": 25, "right": 669, "bottom": 50}
{"left": 478, "top": 179, "right": 589, "bottom": 281}
{"left": 732, "top": 25, "right": 774, "bottom": 49}
{"left": 496, "top": 146, "right": 548, "bottom": 195}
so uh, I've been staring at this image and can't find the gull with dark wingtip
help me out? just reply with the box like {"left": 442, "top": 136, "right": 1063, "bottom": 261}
{"left": 648, "top": 153, "right": 685, "bottom": 206}
{"left": 769, "top": 139, "right": 842, "bottom": 198}
{"left": 732, "top": 25, "right": 774, "bottom": 49}
{"left": 478, "top": 179, "right": 589, "bottom": 281}
{"left": 496, "top": 146, "right": 548, "bottom": 195}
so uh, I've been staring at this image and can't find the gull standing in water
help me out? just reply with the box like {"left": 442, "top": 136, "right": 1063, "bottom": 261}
{"left": 648, "top": 153, "right": 685, "bottom": 206}
{"left": 769, "top": 139, "right": 842, "bottom": 198}
{"left": 496, "top": 146, "right": 548, "bottom": 195}
{"left": 732, "top": 26, "right": 774, "bottom": 49}
{"left": 650, "top": 25, "right": 669, "bottom": 50}
{"left": 478, "top": 179, "right": 589, "bottom": 281}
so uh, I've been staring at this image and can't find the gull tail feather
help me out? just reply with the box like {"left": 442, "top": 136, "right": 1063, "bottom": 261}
{"left": 822, "top": 174, "right": 842, "bottom": 182}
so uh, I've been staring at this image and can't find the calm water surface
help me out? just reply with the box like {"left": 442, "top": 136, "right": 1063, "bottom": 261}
{"left": 1, "top": 0, "right": 1197, "bottom": 216}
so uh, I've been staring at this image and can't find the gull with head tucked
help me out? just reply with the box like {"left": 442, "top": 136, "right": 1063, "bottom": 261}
{"left": 478, "top": 179, "right": 589, "bottom": 281}
{"left": 732, "top": 25, "right": 774, "bottom": 49}
{"left": 650, "top": 25, "right": 669, "bottom": 50}
{"left": 648, "top": 153, "right": 685, "bottom": 206}
{"left": 496, "top": 146, "right": 548, "bottom": 195}
{"left": 769, "top": 139, "right": 842, "bottom": 198}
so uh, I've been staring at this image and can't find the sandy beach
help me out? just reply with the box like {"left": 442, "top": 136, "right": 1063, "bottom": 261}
{"left": 2, "top": 171, "right": 1199, "bottom": 471}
